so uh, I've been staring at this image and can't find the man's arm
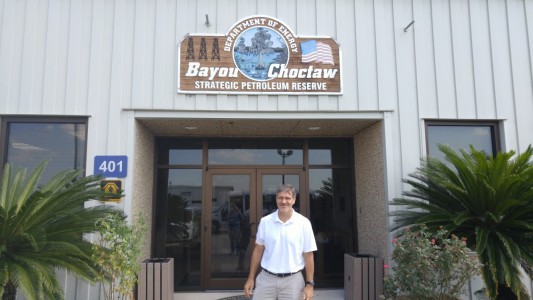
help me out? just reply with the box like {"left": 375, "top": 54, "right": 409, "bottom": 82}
{"left": 244, "top": 243, "right": 265, "bottom": 298}
{"left": 302, "top": 251, "right": 315, "bottom": 299}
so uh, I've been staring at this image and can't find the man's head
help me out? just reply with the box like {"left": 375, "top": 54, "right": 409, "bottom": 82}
{"left": 276, "top": 184, "right": 296, "bottom": 214}
{"left": 276, "top": 184, "right": 296, "bottom": 199}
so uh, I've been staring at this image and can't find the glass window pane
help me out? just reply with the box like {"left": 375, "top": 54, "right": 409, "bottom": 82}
{"left": 159, "top": 140, "right": 203, "bottom": 165}
{"left": 6, "top": 122, "right": 86, "bottom": 184}
{"left": 208, "top": 140, "right": 303, "bottom": 165}
{"left": 309, "top": 139, "right": 352, "bottom": 165}
{"left": 309, "top": 168, "right": 353, "bottom": 287}
{"left": 169, "top": 149, "right": 202, "bottom": 165}
{"left": 164, "top": 169, "right": 202, "bottom": 288}
{"left": 427, "top": 125, "right": 495, "bottom": 160}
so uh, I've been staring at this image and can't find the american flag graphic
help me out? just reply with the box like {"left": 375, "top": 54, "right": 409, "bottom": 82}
{"left": 300, "top": 40, "right": 334, "bottom": 65}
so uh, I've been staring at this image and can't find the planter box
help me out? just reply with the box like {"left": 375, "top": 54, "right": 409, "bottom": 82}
{"left": 138, "top": 258, "right": 174, "bottom": 300}
{"left": 344, "top": 254, "right": 383, "bottom": 300}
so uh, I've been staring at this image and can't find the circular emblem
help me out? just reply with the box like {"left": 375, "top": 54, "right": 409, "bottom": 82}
{"left": 233, "top": 27, "right": 289, "bottom": 81}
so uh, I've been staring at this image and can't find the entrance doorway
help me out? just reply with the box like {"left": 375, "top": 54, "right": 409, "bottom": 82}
{"left": 153, "top": 138, "right": 356, "bottom": 291}
{"left": 205, "top": 169, "right": 305, "bottom": 289}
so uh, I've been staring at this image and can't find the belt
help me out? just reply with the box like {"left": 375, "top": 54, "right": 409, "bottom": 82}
{"left": 262, "top": 268, "right": 301, "bottom": 278}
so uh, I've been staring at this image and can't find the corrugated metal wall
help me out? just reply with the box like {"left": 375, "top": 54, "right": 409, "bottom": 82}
{"left": 1, "top": 0, "right": 532, "bottom": 148}
{"left": 2, "top": 0, "right": 533, "bottom": 298}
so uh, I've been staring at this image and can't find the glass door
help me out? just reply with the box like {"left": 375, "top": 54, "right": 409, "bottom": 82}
{"left": 257, "top": 169, "right": 307, "bottom": 218}
{"left": 204, "top": 168, "right": 306, "bottom": 289}
{"left": 205, "top": 169, "right": 256, "bottom": 289}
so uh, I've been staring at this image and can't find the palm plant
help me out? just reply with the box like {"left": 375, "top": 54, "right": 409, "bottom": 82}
{"left": 0, "top": 161, "right": 122, "bottom": 300}
{"left": 390, "top": 144, "right": 533, "bottom": 299}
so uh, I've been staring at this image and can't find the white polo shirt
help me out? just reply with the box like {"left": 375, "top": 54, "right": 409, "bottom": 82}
{"left": 256, "top": 209, "right": 318, "bottom": 273}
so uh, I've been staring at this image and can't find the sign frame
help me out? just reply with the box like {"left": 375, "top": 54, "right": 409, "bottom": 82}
{"left": 177, "top": 15, "right": 343, "bottom": 95}
{"left": 94, "top": 155, "right": 128, "bottom": 178}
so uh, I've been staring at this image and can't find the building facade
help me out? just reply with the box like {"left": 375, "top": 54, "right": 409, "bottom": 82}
{"left": 1, "top": 0, "right": 533, "bottom": 298}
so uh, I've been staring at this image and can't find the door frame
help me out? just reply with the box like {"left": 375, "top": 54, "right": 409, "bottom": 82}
{"left": 203, "top": 167, "right": 306, "bottom": 289}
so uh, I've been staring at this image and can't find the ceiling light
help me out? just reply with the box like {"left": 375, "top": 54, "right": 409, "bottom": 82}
{"left": 185, "top": 126, "right": 198, "bottom": 130}
{"left": 308, "top": 126, "right": 321, "bottom": 131}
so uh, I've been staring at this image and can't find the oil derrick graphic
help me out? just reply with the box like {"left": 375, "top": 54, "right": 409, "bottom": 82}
{"left": 211, "top": 38, "right": 220, "bottom": 61}
{"left": 186, "top": 37, "right": 195, "bottom": 60}
{"left": 199, "top": 38, "right": 208, "bottom": 60}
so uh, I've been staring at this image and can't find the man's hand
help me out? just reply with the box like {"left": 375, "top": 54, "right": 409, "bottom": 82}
{"left": 302, "top": 284, "right": 313, "bottom": 299}
{"left": 244, "top": 278, "right": 255, "bottom": 298}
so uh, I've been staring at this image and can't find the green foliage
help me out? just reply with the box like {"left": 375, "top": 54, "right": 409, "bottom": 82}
{"left": 390, "top": 145, "right": 533, "bottom": 299}
{"left": 383, "top": 225, "right": 480, "bottom": 300}
{"left": 0, "top": 161, "right": 123, "bottom": 300}
{"left": 92, "top": 213, "right": 147, "bottom": 300}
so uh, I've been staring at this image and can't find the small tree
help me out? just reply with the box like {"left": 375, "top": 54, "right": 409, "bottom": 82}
{"left": 248, "top": 28, "right": 274, "bottom": 69}
{"left": 93, "top": 213, "right": 147, "bottom": 300}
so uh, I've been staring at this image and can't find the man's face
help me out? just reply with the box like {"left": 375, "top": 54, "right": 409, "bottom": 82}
{"left": 276, "top": 190, "right": 295, "bottom": 214}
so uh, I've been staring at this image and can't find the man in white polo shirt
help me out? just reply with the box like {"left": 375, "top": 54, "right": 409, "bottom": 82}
{"left": 244, "top": 184, "right": 317, "bottom": 300}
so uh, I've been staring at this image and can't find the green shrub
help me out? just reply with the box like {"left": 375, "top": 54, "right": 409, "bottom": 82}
{"left": 383, "top": 225, "right": 480, "bottom": 300}
{"left": 92, "top": 213, "right": 147, "bottom": 300}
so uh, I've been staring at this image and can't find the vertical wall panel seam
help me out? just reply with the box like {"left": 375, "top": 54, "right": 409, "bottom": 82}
{"left": 85, "top": 0, "right": 94, "bottom": 112}
{"left": 314, "top": 0, "right": 318, "bottom": 34}
{"left": 17, "top": 0, "right": 28, "bottom": 112}
{"left": 448, "top": 0, "right": 458, "bottom": 118}
{"left": 0, "top": 0, "right": 4, "bottom": 52}
{"left": 521, "top": 0, "right": 533, "bottom": 151}
{"left": 430, "top": 0, "right": 440, "bottom": 117}
{"left": 328, "top": 1, "right": 336, "bottom": 111}
{"left": 353, "top": 0, "right": 359, "bottom": 110}
{"left": 151, "top": 0, "right": 158, "bottom": 109}
{"left": 41, "top": 0, "right": 51, "bottom": 107}
{"left": 373, "top": 0, "right": 380, "bottom": 110}
{"left": 467, "top": 0, "right": 478, "bottom": 118}
{"left": 107, "top": 0, "right": 116, "bottom": 141}
{"left": 173, "top": 0, "right": 178, "bottom": 110}
{"left": 64, "top": 0, "right": 73, "bottom": 113}
{"left": 172, "top": 0, "right": 178, "bottom": 110}
{"left": 130, "top": 0, "right": 137, "bottom": 109}
{"left": 486, "top": 1, "right": 498, "bottom": 118}
{"left": 295, "top": 0, "right": 298, "bottom": 34}
{"left": 335, "top": 0, "right": 339, "bottom": 111}
{"left": 519, "top": 0, "right": 533, "bottom": 153}
{"left": 391, "top": 0, "right": 404, "bottom": 175}
{"left": 412, "top": 0, "right": 423, "bottom": 157}
{"left": 505, "top": 0, "right": 520, "bottom": 150}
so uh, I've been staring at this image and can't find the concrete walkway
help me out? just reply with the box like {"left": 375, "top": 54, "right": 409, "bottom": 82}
{"left": 176, "top": 289, "right": 344, "bottom": 300}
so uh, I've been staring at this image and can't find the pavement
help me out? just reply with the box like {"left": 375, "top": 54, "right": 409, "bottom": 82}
{"left": 176, "top": 289, "right": 344, "bottom": 300}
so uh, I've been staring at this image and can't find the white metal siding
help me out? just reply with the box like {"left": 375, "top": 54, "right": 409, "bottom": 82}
{"left": 2, "top": 0, "right": 532, "bottom": 145}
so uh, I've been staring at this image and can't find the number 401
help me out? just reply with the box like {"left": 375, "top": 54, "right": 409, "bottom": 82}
{"left": 98, "top": 160, "right": 124, "bottom": 173}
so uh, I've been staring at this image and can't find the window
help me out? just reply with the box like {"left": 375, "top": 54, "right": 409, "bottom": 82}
{"left": 425, "top": 121, "right": 500, "bottom": 160}
{"left": 208, "top": 139, "right": 303, "bottom": 165}
{"left": 1, "top": 117, "right": 88, "bottom": 184}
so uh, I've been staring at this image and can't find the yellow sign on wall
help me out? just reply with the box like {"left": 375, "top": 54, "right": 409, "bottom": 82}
{"left": 178, "top": 15, "right": 342, "bottom": 95}
{"left": 100, "top": 180, "right": 122, "bottom": 202}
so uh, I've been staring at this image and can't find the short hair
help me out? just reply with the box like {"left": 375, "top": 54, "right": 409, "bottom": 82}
{"left": 276, "top": 184, "right": 296, "bottom": 198}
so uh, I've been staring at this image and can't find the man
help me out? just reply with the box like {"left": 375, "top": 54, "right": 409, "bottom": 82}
{"left": 244, "top": 184, "right": 317, "bottom": 300}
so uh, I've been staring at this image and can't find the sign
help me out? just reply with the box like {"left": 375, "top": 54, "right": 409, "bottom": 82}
{"left": 178, "top": 15, "right": 342, "bottom": 95}
{"left": 100, "top": 180, "right": 122, "bottom": 202}
{"left": 94, "top": 156, "right": 128, "bottom": 178}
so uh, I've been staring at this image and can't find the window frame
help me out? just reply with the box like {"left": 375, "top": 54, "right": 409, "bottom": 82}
{"left": 0, "top": 116, "right": 89, "bottom": 177}
{"left": 424, "top": 120, "right": 502, "bottom": 158}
